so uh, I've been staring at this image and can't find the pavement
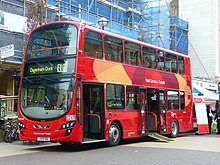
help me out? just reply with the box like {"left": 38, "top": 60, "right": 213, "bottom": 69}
{"left": 126, "top": 134, "right": 220, "bottom": 153}
{"left": 0, "top": 141, "right": 58, "bottom": 158}
{"left": 0, "top": 133, "right": 219, "bottom": 158}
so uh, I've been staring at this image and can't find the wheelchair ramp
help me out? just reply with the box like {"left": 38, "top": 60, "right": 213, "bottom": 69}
{"left": 148, "top": 133, "right": 175, "bottom": 142}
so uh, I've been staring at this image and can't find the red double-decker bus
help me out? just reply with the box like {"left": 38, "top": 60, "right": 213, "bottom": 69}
{"left": 18, "top": 21, "right": 193, "bottom": 146}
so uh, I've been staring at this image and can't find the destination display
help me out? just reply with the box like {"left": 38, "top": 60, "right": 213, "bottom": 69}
{"left": 25, "top": 60, "right": 72, "bottom": 76}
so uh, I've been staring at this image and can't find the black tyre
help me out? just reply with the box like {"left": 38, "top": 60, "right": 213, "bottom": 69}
{"left": 4, "top": 130, "right": 11, "bottom": 142}
{"left": 8, "top": 135, "right": 14, "bottom": 143}
{"left": 170, "top": 120, "right": 178, "bottom": 138}
{"left": 9, "top": 131, "right": 16, "bottom": 143}
{"left": 14, "top": 132, "right": 19, "bottom": 141}
{"left": 108, "top": 122, "right": 121, "bottom": 146}
{"left": 59, "top": 142, "right": 73, "bottom": 146}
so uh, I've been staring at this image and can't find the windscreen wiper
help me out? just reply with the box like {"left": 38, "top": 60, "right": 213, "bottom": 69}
{"left": 23, "top": 77, "right": 34, "bottom": 83}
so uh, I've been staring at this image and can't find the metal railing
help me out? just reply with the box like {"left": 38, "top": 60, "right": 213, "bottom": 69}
{"left": 0, "top": 95, "right": 18, "bottom": 119}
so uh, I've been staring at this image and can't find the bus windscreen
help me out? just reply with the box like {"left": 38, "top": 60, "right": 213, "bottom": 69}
{"left": 20, "top": 75, "right": 74, "bottom": 120}
{"left": 26, "top": 24, "right": 78, "bottom": 59}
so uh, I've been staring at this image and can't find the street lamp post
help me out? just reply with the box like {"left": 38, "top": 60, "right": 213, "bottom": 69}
{"left": 98, "top": 17, "right": 108, "bottom": 30}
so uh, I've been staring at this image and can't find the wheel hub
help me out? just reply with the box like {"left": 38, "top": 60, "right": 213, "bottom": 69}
{"left": 109, "top": 125, "right": 119, "bottom": 142}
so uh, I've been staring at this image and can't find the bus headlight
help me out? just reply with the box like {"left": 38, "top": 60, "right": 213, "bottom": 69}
{"left": 60, "top": 122, "right": 76, "bottom": 136}
{"left": 18, "top": 122, "right": 26, "bottom": 129}
{"left": 18, "top": 122, "right": 26, "bottom": 134}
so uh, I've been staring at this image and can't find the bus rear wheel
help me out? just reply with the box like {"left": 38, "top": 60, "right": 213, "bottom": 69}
{"left": 108, "top": 122, "right": 121, "bottom": 146}
{"left": 170, "top": 120, "right": 178, "bottom": 138}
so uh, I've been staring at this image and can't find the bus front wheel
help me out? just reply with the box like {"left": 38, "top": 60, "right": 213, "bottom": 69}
{"left": 108, "top": 122, "right": 121, "bottom": 146}
{"left": 170, "top": 120, "right": 178, "bottom": 138}
{"left": 59, "top": 142, "right": 72, "bottom": 146}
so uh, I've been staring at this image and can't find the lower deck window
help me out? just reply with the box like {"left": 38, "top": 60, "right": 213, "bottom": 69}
{"left": 106, "top": 84, "right": 125, "bottom": 109}
{"left": 167, "top": 90, "right": 179, "bottom": 110}
{"left": 126, "top": 86, "right": 140, "bottom": 110}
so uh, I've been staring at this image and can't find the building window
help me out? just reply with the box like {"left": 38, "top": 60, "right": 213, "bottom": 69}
{"left": 0, "top": 31, "right": 23, "bottom": 62}
{"left": 1, "top": 1, "right": 24, "bottom": 16}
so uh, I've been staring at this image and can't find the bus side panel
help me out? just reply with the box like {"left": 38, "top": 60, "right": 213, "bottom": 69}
{"left": 105, "top": 111, "right": 141, "bottom": 140}
{"left": 165, "top": 110, "right": 193, "bottom": 135}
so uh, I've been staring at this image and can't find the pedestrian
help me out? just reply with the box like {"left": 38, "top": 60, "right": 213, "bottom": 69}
{"left": 209, "top": 104, "right": 217, "bottom": 133}
{"left": 206, "top": 105, "right": 212, "bottom": 134}
{"left": 216, "top": 107, "right": 220, "bottom": 134}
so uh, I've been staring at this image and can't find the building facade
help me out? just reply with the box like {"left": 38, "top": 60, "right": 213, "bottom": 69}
{"left": 0, "top": 0, "right": 26, "bottom": 96}
{"left": 179, "top": 0, "right": 219, "bottom": 80}
{"left": 0, "top": 0, "right": 188, "bottom": 98}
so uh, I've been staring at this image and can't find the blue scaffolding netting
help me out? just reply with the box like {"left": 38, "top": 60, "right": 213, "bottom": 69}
{"left": 47, "top": 0, "right": 188, "bottom": 54}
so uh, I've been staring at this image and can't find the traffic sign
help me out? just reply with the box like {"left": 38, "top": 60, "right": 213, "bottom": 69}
{"left": 0, "top": 44, "right": 14, "bottom": 59}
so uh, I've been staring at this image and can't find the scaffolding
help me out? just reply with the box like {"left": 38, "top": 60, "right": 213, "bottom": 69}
{"left": 140, "top": 0, "right": 170, "bottom": 49}
{"left": 140, "top": 0, "right": 188, "bottom": 54}
{"left": 46, "top": 0, "right": 188, "bottom": 54}
{"left": 170, "top": 16, "right": 188, "bottom": 55}
{"left": 47, "top": 0, "right": 142, "bottom": 39}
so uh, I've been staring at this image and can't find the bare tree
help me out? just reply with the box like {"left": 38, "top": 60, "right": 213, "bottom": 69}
{"left": 26, "top": 0, "right": 47, "bottom": 33}
{"left": 22, "top": 0, "right": 47, "bottom": 56}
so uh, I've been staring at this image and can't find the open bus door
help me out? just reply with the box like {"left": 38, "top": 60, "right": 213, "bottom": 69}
{"left": 146, "top": 89, "right": 166, "bottom": 133}
{"left": 147, "top": 89, "right": 174, "bottom": 142}
{"left": 82, "top": 83, "right": 105, "bottom": 143}
{"left": 159, "top": 90, "right": 167, "bottom": 133}
{"left": 147, "top": 89, "right": 159, "bottom": 132}
{"left": 139, "top": 88, "right": 148, "bottom": 135}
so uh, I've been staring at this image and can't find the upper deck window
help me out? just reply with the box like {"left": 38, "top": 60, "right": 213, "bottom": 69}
{"left": 124, "top": 41, "right": 141, "bottom": 66}
{"left": 143, "top": 47, "right": 156, "bottom": 69}
{"left": 158, "top": 50, "right": 165, "bottom": 70}
{"left": 27, "top": 24, "right": 77, "bottom": 59}
{"left": 178, "top": 56, "right": 185, "bottom": 74}
{"left": 104, "top": 35, "right": 123, "bottom": 62}
{"left": 166, "top": 53, "right": 177, "bottom": 73}
{"left": 84, "top": 30, "right": 103, "bottom": 59}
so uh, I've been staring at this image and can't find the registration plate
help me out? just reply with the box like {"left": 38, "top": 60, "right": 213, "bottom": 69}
{"left": 37, "top": 137, "right": 50, "bottom": 142}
